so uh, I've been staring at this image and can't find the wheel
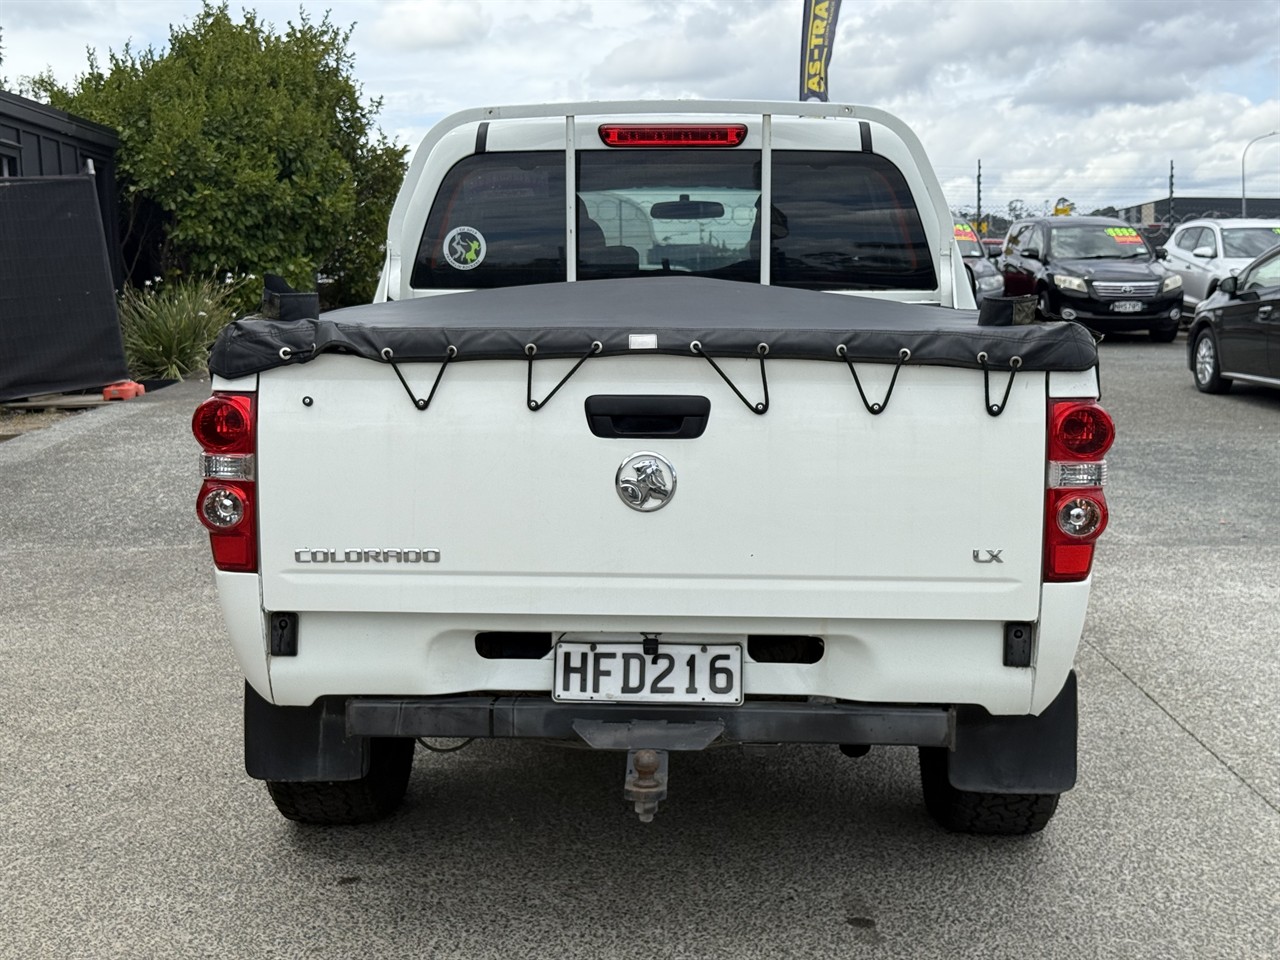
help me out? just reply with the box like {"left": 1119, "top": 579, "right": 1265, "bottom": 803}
{"left": 1148, "top": 324, "right": 1178, "bottom": 343}
{"left": 1192, "top": 328, "right": 1231, "bottom": 393}
{"left": 918, "top": 747, "right": 1060, "bottom": 835}
{"left": 265, "top": 737, "right": 415, "bottom": 824}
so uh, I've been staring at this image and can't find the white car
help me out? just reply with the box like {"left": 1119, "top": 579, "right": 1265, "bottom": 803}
{"left": 1163, "top": 218, "right": 1280, "bottom": 309}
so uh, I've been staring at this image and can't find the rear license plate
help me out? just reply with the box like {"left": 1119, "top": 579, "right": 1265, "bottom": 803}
{"left": 1112, "top": 300, "right": 1144, "bottom": 313}
{"left": 553, "top": 642, "right": 743, "bottom": 705}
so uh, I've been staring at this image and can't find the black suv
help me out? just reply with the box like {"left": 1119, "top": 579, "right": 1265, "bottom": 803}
{"left": 998, "top": 217, "right": 1183, "bottom": 341}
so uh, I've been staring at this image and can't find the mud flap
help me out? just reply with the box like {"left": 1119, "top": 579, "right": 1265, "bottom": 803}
{"left": 243, "top": 682, "right": 368, "bottom": 782}
{"left": 948, "top": 671, "right": 1077, "bottom": 794}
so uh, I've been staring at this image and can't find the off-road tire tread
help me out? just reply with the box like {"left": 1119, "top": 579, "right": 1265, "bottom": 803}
{"left": 919, "top": 747, "right": 1059, "bottom": 836}
{"left": 265, "top": 738, "right": 414, "bottom": 825}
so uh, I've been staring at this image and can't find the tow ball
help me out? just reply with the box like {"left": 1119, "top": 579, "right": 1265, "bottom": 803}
{"left": 624, "top": 749, "right": 668, "bottom": 823}
{"left": 572, "top": 719, "right": 724, "bottom": 823}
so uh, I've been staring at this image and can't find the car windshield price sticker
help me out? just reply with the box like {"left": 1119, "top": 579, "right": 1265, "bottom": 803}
{"left": 1105, "top": 227, "right": 1145, "bottom": 246}
{"left": 954, "top": 223, "right": 979, "bottom": 242}
{"left": 554, "top": 641, "right": 743, "bottom": 704}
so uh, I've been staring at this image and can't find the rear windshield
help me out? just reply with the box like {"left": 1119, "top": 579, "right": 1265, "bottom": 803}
{"left": 411, "top": 149, "right": 936, "bottom": 291}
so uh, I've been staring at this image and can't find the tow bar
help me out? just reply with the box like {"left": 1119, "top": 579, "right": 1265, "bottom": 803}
{"left": 572, "top": 719, "right": 724, "bottom": 823}
{"left": 624, "top": 749, "right": 667, "bottom": 823}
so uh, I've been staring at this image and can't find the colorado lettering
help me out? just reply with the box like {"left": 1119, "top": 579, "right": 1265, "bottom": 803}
{"left": 294, "top": 549, "right": 441, "bottom": 564}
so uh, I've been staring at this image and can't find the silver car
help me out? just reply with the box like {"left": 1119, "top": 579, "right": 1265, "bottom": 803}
{"left": 1164, "top": 218, "right": 1280, "bottom": 310}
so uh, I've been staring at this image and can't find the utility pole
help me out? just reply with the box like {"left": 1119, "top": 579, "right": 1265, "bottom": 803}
{"left": 1168, "top": 161, "right": 1174, "bottom": 229}
{"left": 976, "top": 160, "right": 982, "bottom": 232}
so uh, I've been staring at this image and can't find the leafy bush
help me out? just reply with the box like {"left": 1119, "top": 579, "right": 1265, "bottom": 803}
{"left": 118, "top": 277, "right": 244, "bottom": 380}
{"left": 26, "top": 3, "right": 406, "bottom": 306}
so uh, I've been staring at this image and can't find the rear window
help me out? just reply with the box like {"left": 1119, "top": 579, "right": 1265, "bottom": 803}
{"left": 411, "top": 148, "right": 935, "bottom": 291}
{"left": 412, "top": 152, "right": 566, "bottom": 289}
{"left": 769, "top": 152, "right": 935, "bottom": 291}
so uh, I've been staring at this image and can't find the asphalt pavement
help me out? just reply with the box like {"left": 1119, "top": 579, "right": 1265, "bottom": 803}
{"left": 1, "top": 340, "right": 1277, "bottom": 960}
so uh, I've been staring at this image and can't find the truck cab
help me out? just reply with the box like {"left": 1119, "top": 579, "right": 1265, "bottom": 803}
{"left": 376, "top": 100, "right": 973, "bottom": 309}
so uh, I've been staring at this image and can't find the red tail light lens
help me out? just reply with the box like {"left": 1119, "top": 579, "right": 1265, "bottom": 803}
{"left": 1049, "top": 401, "right": 1114, "bottom": 460}
{"left": 598, "top": 124, "right": 747, "bottom": 148}
{"left": 193, "top": 391, "right": 257, "bottom": 573}
{"left": 192, "top": 394, "right": 256, "bottom": 454}
{"left": 1045, "top": 398, "right": 1112, "bottom": 582}
{"left": 1045, "top": 540, "right": 1097, "bottom": 581}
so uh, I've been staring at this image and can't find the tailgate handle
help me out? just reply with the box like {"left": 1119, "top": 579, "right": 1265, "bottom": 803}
{"left": 585, "top": 395, "right": 710, "bottom": 439}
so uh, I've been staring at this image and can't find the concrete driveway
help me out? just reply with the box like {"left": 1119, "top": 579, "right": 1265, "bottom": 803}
{"left": 1, "top": 344, "right": 1276, "bottom": 960}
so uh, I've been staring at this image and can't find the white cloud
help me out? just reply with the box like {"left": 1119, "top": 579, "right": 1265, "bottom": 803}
{"left": 367, "top": 0, "right": 492, "bottom": 51}
{"left": 4, "top": 0, "right": 1277, "bottom": 214}
{"left": 2, "top": 0, "right": 120, "bottom": 30}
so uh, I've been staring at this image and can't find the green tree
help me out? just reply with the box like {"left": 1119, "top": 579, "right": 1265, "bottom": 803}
{"left": 26, "top": 2, "right": 406, "bottom": 306}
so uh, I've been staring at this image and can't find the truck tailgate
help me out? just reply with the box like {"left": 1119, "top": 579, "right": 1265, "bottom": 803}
{"left": 256, "top": 353, "right": 1046, "bottom": 621}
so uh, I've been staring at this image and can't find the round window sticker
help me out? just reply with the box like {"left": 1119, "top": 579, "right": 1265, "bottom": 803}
{"left": 443, "top": 226, "right": 486, "bottom": 271}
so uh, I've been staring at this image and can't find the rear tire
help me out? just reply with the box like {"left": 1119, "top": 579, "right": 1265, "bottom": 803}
{"left": 266, "top": 737, "right": 415, "bottom": 825}
{"left": 918, "top": 747, "right": 1060, "bottom": 835}
{"left": 1193, "top": 328, "right": 1231, "bottom": 394}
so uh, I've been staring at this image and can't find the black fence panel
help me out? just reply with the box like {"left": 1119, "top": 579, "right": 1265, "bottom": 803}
{"left": 0, "top": 176, "right": 128, "bottom": 401}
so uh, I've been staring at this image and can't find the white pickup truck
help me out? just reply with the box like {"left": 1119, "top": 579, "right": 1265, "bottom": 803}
{"left": 196, "top": 101, "right": 1112, "bottom": 835}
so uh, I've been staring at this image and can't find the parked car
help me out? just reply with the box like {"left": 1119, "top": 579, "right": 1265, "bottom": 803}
{"left": 953, "top": 219, "right": 1004, "bottom": 303}
{"left": 1186, "top": 243, "right": 1280, "bottom": 394}
{"left": 998, "top": 216, "right": 1183, "bottom": 342}
{"left": 1164, "top": 218, "right": 1280, "bottom": 311}
{"left": 199, "top": 101, "right": 1110, "bottom": 836}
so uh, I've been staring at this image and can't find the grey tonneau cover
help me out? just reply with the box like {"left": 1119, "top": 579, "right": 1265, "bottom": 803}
{"left": 208, "top": 276, "right": 1097, "bottom": 378}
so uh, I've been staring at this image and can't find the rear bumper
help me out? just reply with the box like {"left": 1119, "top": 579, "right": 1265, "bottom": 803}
{"left": 345, "top": 695, "right": 952, "bottom": 746}
{"left": 246, "top": 672, "right": 1079, "bottom": 794}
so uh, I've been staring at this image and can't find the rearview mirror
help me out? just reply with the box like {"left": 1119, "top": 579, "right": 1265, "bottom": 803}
{"left": 1155, "top": 246, "right": 1168, "bottom": 259}
{"left": 1217, "top": 275, "right": 1238, "bottom": 296}
{"left": 1192, "top": 246, "right": 1214, "bottom": 259}
{"left": 1021, "top": 248, "right": 1040, "bottom": 261}
{"left": 650, "top": 195, "right": 725, "bottom": 220}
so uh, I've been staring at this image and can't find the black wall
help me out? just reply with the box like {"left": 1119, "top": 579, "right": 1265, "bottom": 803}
{"left": 0, "top": 91, "right": 123, "bottom": 289}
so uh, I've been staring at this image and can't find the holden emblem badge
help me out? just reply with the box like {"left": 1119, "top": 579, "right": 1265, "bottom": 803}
{"left": 616, "top": 452, "right": 676, "bottom": 512}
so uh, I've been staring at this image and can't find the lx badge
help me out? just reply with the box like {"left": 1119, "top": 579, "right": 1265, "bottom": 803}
{"left": 972, "top": 550, "right": 1004, "bottom": 564}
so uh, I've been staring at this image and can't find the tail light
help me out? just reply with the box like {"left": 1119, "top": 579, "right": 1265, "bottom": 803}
{"left": 598, "top": 124, "right": 747, "bottom": 148}
{"left": 1045, "top": 400, "right": 1113, "bottom": 582}
{"left": 192, "top": 393, "right": 257, "bottom": 573}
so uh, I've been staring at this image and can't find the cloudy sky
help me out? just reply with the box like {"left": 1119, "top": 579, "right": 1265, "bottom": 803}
{"left": 3, "top": 0, "right": 1278, "bottom": 219}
